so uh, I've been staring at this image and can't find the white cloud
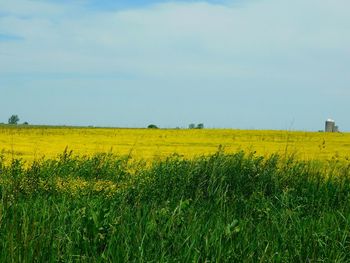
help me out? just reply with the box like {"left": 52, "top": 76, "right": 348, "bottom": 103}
{"left": 0, "top": 0, "right": 350, "bottom": 74}
{"left": 1, "top": 0, "right": 349, "bottom": 88}
{"left": 0, "top": 0, "right": 350, "bottom": 109}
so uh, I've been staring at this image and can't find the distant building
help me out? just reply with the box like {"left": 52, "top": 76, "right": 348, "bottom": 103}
{"left": 325, "top": 119, "right": 339, "bottom": 132}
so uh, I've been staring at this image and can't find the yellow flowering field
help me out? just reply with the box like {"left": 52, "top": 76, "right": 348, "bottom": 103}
{"left": 0, "top": 126, "right": 349, "bottom": 163}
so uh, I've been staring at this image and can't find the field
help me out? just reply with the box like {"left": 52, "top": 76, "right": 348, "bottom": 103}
{"left": 1, "top": 126, "right": 350, "bottom": 162}
{"left": 1, "top": 126, "right": 350, "bottom": 261}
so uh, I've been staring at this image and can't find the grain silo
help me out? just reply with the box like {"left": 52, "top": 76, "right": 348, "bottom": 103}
{"left": 325, "top": 119, "right": 335, "bottom": 132}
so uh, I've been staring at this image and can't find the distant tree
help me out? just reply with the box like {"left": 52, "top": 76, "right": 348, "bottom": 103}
{"left": 8, "top": 115, "right": 19, "bottom": 125}
{"left": 23, "top": 122, "right": 29, "bottom": 125}
{"left": 147, "top": 124, "right": 159, "bottom": 129}
{"left": 196, "top": 123, "right": 204, "bottom": 129}
{"left": 189, "top": 123, "right": 196, "bottom": 129}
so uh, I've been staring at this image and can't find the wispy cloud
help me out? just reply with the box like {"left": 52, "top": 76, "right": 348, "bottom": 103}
{"left": 1, "top": 0, "right": 349, "bottom": 75}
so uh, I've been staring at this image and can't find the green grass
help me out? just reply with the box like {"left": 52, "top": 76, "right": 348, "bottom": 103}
{"left": 1, "top": 150, "right": 350, "bottom": 262}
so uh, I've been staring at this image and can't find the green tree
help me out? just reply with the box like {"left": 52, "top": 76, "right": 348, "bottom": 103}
{"left": 196, "top": 123, "right": 204, "bottom": 129}
{"left": 147, "top": 124, "right": 159, "bottom": 129}
{"left": 8, "top": 115, "right": 19, "bottom": 125}
{"left": 189, "top": 123, "right": 196, "bottom": 129}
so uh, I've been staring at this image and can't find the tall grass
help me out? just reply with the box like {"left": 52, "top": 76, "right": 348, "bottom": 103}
{"left": 1, "top": 150, "right": 350, "bottom": 262}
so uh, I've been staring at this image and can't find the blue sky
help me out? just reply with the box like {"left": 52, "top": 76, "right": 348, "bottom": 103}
{"left": 0, "top": 0, "right": 349, "bottom": 130}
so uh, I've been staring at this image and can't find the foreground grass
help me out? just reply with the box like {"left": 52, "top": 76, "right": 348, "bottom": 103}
{"left": 1, "top": 150, "right": 350, "bottom": 262}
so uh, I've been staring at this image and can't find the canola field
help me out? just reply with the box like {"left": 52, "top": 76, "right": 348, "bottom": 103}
{"left": 0, "top": 125, "right": 349, "bottom": 163}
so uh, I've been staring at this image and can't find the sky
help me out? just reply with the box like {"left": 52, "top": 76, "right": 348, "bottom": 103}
{"left": 0, "top": 0, "right": 349, "bottom": 130}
